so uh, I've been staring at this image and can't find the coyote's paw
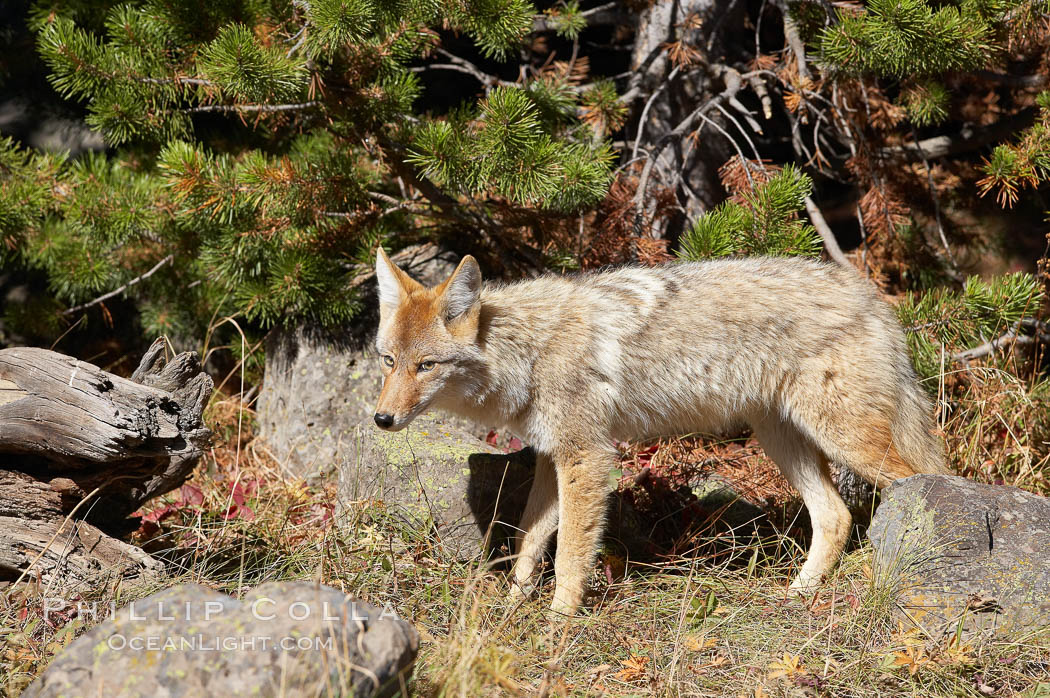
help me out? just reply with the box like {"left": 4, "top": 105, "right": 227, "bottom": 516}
{"left": 509, "top": 578, "right": 537, "bottom": 604}
{"left": 788, "top": 571, "right": 824, "bottom": 595}
{"left": 547, "top": 587, "right": 582, "bottom": 618}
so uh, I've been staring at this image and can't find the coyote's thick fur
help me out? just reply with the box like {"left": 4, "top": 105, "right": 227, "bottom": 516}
{"left": 372, "top": 250, "right": 948, "bottom": 615}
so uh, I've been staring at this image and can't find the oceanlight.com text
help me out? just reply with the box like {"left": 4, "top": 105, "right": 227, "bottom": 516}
{"left": 106, "top": 634, "right": 336, "bottom": 652}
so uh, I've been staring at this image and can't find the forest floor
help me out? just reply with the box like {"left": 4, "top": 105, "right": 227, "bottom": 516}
{"left": 1, "top": 395, "right": 1049, "bottom": 697}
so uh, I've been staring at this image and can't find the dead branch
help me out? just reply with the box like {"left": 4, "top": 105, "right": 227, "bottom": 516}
{"left": 953, "top": 319, "right": 1050, "bottom": 363}
{"left": 880, "top": 109, "right": 1038, "bottom": 162}
{"left": 804, "top": 196, "right": 853, "bottom": 269}
{"left": 182, "top": 101, "right": 322, "bottom": 114}
{"left": 632, "top": 68, "right": 747, "bottom": 217}
{"left": 63, "top": 255, "right": 175, "bottom": 316}
{"left": 0, "top": 339, "right": 213, "bottom": 590}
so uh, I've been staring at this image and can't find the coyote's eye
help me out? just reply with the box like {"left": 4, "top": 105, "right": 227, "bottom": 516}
{"left": 418, "top": 360, "right": 436, "bottom": 372}
{"left": 382, "top": 355, "right": 395, "bottom": 367}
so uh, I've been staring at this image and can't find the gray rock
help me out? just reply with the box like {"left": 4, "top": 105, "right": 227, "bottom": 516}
{"left": 338, "top": 425, "right": 537, "bottom": 559}
{"left": 0, "top": 99, "right": 105, "bottom": 158}
{"left": 691, "top": 473, "right": 767, "bottom": 531}
{"left": 23, "top": 581, "right": 419, "bottom": 698}
{"left": 335, "top": 420, "right": 659, "bottom": 563}
{"left": 869, "top": 474, "right": 1050, "bottom": 637}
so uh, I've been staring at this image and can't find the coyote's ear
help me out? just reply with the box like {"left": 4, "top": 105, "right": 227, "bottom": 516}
{"left": 375, "top": 247, "right": 422, "bottom": 310}
{"left": 439, "top": 255, "right": 482, "bottom": 322}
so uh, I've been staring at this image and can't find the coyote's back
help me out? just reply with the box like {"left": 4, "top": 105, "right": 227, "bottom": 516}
{"left": 536, "top": 258, "right": 947, "bottom": 484}
{"left": 372, "top": 251, "right": 948, "bottom": 615}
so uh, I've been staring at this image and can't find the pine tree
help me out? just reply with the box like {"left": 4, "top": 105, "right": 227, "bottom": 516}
{"left": 1, "top": 0, "right": 614, "bottom": 347}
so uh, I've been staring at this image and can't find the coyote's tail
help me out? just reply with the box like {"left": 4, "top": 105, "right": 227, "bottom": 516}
{"left": 888, "top": 380, "right": 950, "bottom": 478}
{"left": 814, "top": 372, "right": 949, "bottom": 488}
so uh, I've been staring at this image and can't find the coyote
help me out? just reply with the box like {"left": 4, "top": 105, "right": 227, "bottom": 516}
{"left": 372, "top": 249, "right": 947, "bottom": 615}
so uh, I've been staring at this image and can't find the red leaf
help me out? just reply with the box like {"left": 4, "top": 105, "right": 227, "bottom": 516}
{"left": 508, "top": 437, "right": 523, "bottom": 451}
{"left": 180, "top": 484, "right": 204, "bottom": 506}
{"left": 485, "top": 430, "right": 499, "bottom": 446}
{"left": 138, "top": 519, "right": 160, "bottom": 539}
{"left": 141, "top": 504, "right": 177, "bottom": 523}
{"left": 311, "top": 502, "right": 333, "bottom": 524}
{"left": 230, "top": 482, "right": 247, "bottom": 507}
{"left": 222, "top": 503, "right": 256, "bottom": 521}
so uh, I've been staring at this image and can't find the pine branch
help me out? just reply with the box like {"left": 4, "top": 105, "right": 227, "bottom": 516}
{"left": 532, "top": 1, "right": 626, "bottom": 31}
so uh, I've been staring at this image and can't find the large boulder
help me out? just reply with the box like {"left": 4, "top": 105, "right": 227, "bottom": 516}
{"left": 335, "top": 426, "right": 652, "bottom": 562}
{"left": 869, "top": 474, "right": 1050, "bottom": 637}
{"left": 338, "top": 425, "right": 537, "bottom": 559}
{"left": 24, "top": 581, "right": 419, "bottom": 698}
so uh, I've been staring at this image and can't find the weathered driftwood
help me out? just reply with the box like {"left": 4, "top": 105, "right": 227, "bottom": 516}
{"left": 0, "top": 338, "right": 212, "bottom": 590}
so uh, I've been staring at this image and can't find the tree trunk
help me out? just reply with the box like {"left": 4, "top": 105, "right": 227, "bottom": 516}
{"left": 626, "top": 0, "right": 744, "bottom": 240}
{"left": 0, "top": 338, "right": 212, "bottom": 591}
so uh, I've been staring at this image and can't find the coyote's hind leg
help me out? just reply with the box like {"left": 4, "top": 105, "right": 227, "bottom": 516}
{"left": 753, "top": 418, "right": 852, "bottom": 590}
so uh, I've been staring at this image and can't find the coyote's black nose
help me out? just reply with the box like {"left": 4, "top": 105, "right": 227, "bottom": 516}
{"left": 374, "top": 413, "right": 394, "bottom": 428}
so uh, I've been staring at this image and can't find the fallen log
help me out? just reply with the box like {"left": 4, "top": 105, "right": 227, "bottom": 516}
{"left": 0, "top": 338, "right": 212, "bottom": 591}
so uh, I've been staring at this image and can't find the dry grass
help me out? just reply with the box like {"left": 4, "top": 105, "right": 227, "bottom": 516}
{"left": 2, "top": 365, "right": 1050, "bottom": 696}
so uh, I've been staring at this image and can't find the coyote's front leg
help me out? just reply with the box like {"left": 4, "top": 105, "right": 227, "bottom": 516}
{"left": 510, "top": 453, "right": 558, "bottom": 599}
{"left": 549, "top": 443, "right": 615, "bottom": 616}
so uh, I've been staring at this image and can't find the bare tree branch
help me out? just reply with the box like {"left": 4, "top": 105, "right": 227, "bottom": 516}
{"left": 880, "top": 108, "right": 1037, "bottom": 161}
{"left": 804, "top": 196, "right": 853, "bottom": 269}
{"left": 139, "top": 76, "right": 215, "bottom": 86}
{"left": 409, "top": 63, "right": 494, "bottom": 83}
{"left": 632, "top": 67, "right": 750, "bottom": 216}
{"left": 910, "top": 124, "right": 958, "bottom": 270}
{"left": 419, "top": 49, "right": 515, "bottom": 89}
{"left": 781, "top": 12, "right": 811, "bottom": 81}
{"left": 954, "top": 331, "right": 1033, "bottom": 363}
{"left": 182, "top": 101, "right": 322, "bottom": 114}
{"left": 631, "top": 66, "right": 681, "bottom": 162}
{"left": 63, "top": 255, "right": 175, "bottom": 316}
{"left": 953, "top": 319, "right": 1050, "bottom": 363}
